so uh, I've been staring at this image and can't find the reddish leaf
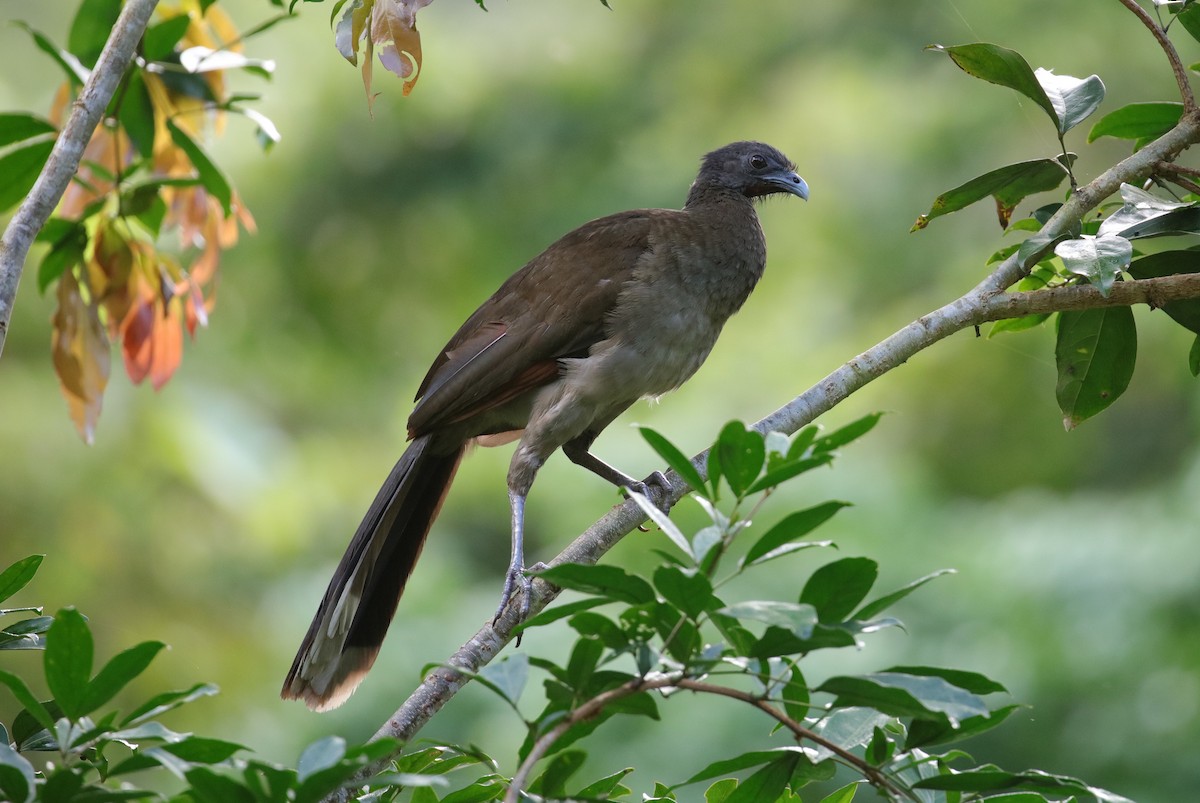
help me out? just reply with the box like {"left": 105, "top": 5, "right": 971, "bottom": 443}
{"left": 120, "top": 285, "right": 156, "bottom": 385}
{"left": 51, "top": 271, "right": 111, "bottom": 444}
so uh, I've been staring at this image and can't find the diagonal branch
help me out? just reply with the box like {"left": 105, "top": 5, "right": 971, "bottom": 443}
{"left": 0, "top": 0, "right": 160, "bottom": 358}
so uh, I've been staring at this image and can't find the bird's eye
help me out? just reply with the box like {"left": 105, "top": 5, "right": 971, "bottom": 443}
{"left": 750, "top": 154, "right": 768, "bottom": 170}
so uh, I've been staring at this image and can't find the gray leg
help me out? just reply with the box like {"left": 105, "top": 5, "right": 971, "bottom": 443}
{"left": 493, "top": 488, "right": 531, "bottom": 625}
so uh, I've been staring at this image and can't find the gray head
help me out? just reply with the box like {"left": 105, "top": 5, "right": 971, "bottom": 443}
{"left": 695, "top": 141, "right": 809, "bottom": 200}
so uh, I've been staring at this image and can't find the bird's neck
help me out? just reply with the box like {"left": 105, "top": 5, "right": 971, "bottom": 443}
{"left": 683, "top": 182, "right": 758, "bottom": 213}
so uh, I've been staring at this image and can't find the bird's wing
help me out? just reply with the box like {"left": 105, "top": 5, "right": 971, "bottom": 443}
{"left": 408, "top": 208, "right": 677, "bottom": 436}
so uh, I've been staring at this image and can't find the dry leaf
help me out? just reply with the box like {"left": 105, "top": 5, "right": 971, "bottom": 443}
{"left": 371, "top": 0, "right": 428, "bottom": 96}
{"left": 52, "top": 270, "right": 111, "bottom": 444}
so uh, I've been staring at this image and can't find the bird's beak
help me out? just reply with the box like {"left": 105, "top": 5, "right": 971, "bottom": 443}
{"left": 770, "top": 170, "right": 809, "bottom": 200}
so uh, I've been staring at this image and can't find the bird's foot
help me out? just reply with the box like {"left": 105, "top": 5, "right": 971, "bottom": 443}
{"left": 492, "top": 562, "right": 548, "bottom": 644}
{"left": 624, "top": 471, "right": 674, "bottom": 531}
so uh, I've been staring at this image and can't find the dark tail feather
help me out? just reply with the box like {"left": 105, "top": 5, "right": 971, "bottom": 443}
{"left": 281, "top": 434, "right": 465, "bottom": 710}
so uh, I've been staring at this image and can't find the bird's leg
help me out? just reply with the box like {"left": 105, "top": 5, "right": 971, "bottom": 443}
{"left": 563, "top": 434, "right": 674, "bottom": 512}
{"left": 493, "top": 488, "right": 531, "bottom": 627}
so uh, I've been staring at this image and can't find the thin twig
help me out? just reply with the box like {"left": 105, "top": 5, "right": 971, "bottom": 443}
{"left": 1117, "top": 0, "right": 1196, "bottom": 112}
{"left": 0, "top": 0, "right": 160, "bottom": 358}
{"left": 1155, "top": 161, "right": 1200, "bottom": 195}
{"left": 504, "top": 675, "right": 916, "bottom": 803}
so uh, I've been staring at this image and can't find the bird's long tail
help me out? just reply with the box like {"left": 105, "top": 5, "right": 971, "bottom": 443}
{"left": 281, "top": 434, "right": 465, "bottom": 710}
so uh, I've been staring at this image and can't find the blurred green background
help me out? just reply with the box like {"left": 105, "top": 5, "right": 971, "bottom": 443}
{"left": 2, "top": 0, "right": 1198, "bottom": 799}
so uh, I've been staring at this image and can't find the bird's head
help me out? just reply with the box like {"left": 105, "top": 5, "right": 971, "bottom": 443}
{"left": 696, "top": 141, "right": 809, "bottom": 201}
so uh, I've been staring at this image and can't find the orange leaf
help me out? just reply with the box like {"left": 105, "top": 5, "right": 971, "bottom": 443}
{"left": 150, "top": 300, "right": 184, "bottom": 391}
{"left": 52, "top": 271, "right": 111, "bottom": 444}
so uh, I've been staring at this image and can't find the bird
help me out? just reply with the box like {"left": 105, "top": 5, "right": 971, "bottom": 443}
{"left": 282, "top": 141, "right": 808, "bottom": 710}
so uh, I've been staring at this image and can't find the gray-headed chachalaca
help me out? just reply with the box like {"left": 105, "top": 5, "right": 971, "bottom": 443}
{"left": 282, "top": 141, "right": 808, "bottom": 710}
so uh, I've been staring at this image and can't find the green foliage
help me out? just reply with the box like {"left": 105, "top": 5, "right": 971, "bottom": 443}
{"left": 0, "top": 422, "right": 1128, "bottom": 801}
{"left": 916, "top": 23, "right": 1200, "bottom": 429}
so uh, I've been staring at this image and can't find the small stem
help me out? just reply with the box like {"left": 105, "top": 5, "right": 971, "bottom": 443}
{"left": 1155, "top": 161, "right": 1200, "bottom": 195}
{"left": 1118, "top": 0, "right": 1197, "bottom": 112}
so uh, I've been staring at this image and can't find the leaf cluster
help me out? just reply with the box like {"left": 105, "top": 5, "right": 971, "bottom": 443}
{"left": 7, "top": 0, "right": 278, "bottom": 441}
{"left": 914, "top": 26, "right": 1200, "bottom": 429}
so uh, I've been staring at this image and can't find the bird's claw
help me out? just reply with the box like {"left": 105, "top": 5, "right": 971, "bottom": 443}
{"left": 493, "top": 562, "right": 548, "bottom": 645}
{"left": 625, "top": 471, "right": 674, "bottom": 531}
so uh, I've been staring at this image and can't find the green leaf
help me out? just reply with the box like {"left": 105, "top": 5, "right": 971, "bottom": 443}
{"left": 37, "top": 224, "right": 87, "bottom": 294}
{"left": 626, "top": 490, "right": 692, "bottom": 559}
{"left": 705, "top": 778, "right": 737, "bottom": 803}
{"left": 1017, "top": 228, "right": 1071, "bottom": 270}
{"left": 811, "top": 413, "right": 884, "bottom": 453}
{"left": 884, "top": 665, "right": 1007, "bottom": 695}
{"left": 1054, "top": 235, "right": 1132, "bottom": 296}
{"left": 0, "top": 556, "right": 43, "bottom": 605}
{"left": 817, "top": 672, "right": 989, "bottom": 725}
{"left": 16, "top": 22, "right": 89, "bottom": 86}
{"left": 912, "top": 156, "right": 1074, "bottom": 231}
{"left": 854, "top": 568, "right": 955, "bottom": 620}
{"left": 121, "top": 682, "right": 219, "bottom": 726}
{"left": 681, "top": 748, "right": 814, "bottom": 787}
{"left": 800, "top": 557, "right": 878, "bottom": 623}
{"left": 1035, "top": 68, "right": 1105, "bottom": 135}
{"left": 713, "top": 421, "right": 765, "bottom": 497}
{"left": 534, "top": 564, "right": 655, "bottom": 605}
{"left": 723, "top": 753, "right": 797, "bottom": 803}
{"left": 0, "top": 742, "right": 35, "bottom": 803}
{"left": 0, "top": 140, "right": 55, "bottom": 214}
{"left": 478, "top": 654, "right": 528, "bottom": 706}
{"left": 1088, "top": 101, "right": 1184, "bottom": 143}
{"left": 914, "top": 765, "right": 1133, "bottom": 801}
{"left": 743, "top": 502, "right": 849, "bottom": 566}
{"left": 1098, "top": 183, "right": 1199, "bottom": 239}
{"left": 166, "top": 120, "right": 233, "bottom": 215}
{"left": 575, "top": 768, "right": 634, "bottom": 799}
{"left": 1055, "top": 307, "right": 1137, "bottom": 429}
{"left": 745, "top": 455, "right": 833, "bottom": 495}
{"left": 1191, "top": 335, "right": 1200, "bottom": 377}
{"left": 639, "top": 426, "right": 708, "bottom": 497}
{"left": 79, "top": 641, "right": 165, "bottom": 717}
{"left": 905, "top": 703, "right": 1021, "bottom": 749}
{"left": 930, "top": 43, "right": 1057, "bottom": 126}
{"left": 143, "top": 14, "right": 194, "bottom": 61}
{"left": 116, "top": 71, "right": 157, "bottom": 160}
{"left": 0, "top": 113, "right": 55, "bottom": 148}
{"left": 819, "top": 781, "right": 860, "bottom": 803}
{"left": 0, "top": 671, "right": 55, "bottom": 733}
{"left": 810, "top": 708, "right": 891, "bottom": 758}
{"left": 567, "top": 611, "right": 627, "bottom": 649}
{"left": 69, "top": 0, "right": 122, "bottom": 68}
{"left": 45, "top": 608, "right": 93, "bottom": 720}
{"left": 1127, "top": 249, "right": 1200, "bottom": 333}
{"left": 781, "top": 661, "right": 810, "bottom": 724}
{"left": 1176, "top": 2, "right": 1200, "bottom": 45}
{"left": 653, "top": 565, "right": 719, "bottom": 620}
{"left": 717, "top": 601, "right": 818, "bottom": 638}
{"left": 514, "top": 597, "right": 608, "bottom": 634}
{"left": 297, "top": 736, "right": 345, "bottom": 781}
{"left": 530, "top": 749, "right": 585, "bottom": 797}
{"left": 185, "top": 765, "right": 256, "bottom": 803}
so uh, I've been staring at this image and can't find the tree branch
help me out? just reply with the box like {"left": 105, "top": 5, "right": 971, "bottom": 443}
{"left": 325, "top": 78, "right": 1200, "bottom": 803}
{"left": 0, "top": 0, "right": 159, "bottom": 358}
{"left": 503, "top": 675, "right": 914, "bottom": 803}
{"left": 1118, "top": 0, "right": 1196, "bottom": 112}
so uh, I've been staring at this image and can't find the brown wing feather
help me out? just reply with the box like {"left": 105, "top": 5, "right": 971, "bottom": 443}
{"left": 408, "top": 208, "right": 679, "bottom": 436}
